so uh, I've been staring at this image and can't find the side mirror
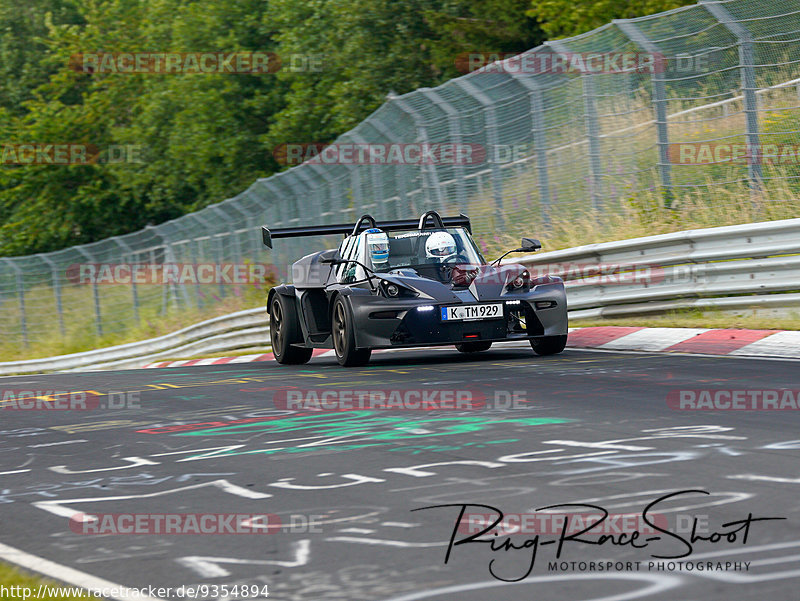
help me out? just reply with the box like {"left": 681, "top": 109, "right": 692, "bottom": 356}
{"left": 319, "top": 249, "right": 341, "bottom": 264}
{"left": 521, "top": 238, "right": 541, "bottom": 252}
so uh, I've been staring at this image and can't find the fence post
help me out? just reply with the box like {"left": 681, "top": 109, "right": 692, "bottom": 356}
{"left": 166, "top": 222, "right": 194, "bottom": 310}
{"left": 390, "top": 95, "right": 446, "bottom": 212}
{"left": 189, "top": 212, "right": 225, "bottom": 301}
{"left": 349, "top": 132, "right": 381, "bottom": 216}
{"left": 453, "top": 79, "right": 506, "bottom": 227}
{"left": 37, "top": 254, "right": 65, "bottom": 337}
{"left": 3, "top": 259, "right": 28, "bottom": 347}
{"left": 223, "top": 196, "right": 259, "bottom": 261}
{"left": 304, "top": 163, "right": 337, "bottom": 222}
{"left": 701, "top": 0, "right": 762, "bottom": 190}
{"left": 363, "top": 116, "right": 413, "bottom": 218}
{"left": 260, "top": 179, "right": 293, "bottom": 277}
{"left": 419, "top": 88, "right": 468, "bottom": 209}
{"left": 615, "top": 20, "right": 674, "bottom": 202}
{"left": 211, "top": 205, "right": 243, "bottom": 264}
{"left": 268, "top": 175, "right": 309, "bottom": 270}
{"left": 548, "top": 40, "right": 604, "bottom": 211}
{"left": 109, "top": 237, "right": 139, "bottom": 324}
{"left": 507, "top": 68, "right": 553, "bottom": 224}
{"left": 73, "top": 247, "right": 102, "bottom": 337}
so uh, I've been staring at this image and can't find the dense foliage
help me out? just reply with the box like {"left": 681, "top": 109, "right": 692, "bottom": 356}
{"left": 0, "top": 0, "right": 686, "bottom": 255}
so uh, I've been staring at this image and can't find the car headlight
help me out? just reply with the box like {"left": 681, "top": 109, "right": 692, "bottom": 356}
{"left": 507, "top": 270, "right": 530, "bottom": 291}
{"left": 379, "top": 280, "right": 418, "bottom": 298}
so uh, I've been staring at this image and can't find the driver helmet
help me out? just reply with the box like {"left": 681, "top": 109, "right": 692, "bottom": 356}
{"left": 425, "top": 231, "right": 457, "bottom": 263}
{"left": 365, "top": 228, "right": 390, "bottom": 268}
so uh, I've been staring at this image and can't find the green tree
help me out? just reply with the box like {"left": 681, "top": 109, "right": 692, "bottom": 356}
{"left": 526, "top": 0, "right": 697, "bottom": 39}
{"left": 0, "top": 0, "right": 284, "bottom": 254}
{"left": 265, "top": 0, "right": 542, "bottom": 150}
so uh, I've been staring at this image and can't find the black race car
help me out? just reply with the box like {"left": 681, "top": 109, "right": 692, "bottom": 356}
{"left": 263, "top": 211, "right": 567, "bottom": 366}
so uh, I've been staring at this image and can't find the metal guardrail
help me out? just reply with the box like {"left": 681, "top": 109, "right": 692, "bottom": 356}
{"left": 517, "top": 217, "right": 800, "bottom": 318}
{"left": 0, "top": 308, "right": 269, "bottom": 376}
{"left": 1, "top": 217, "right": 798, "bottom": 375}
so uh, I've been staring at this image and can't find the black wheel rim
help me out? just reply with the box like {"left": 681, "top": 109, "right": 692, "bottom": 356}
{"left": 271, "top": 299, "right": 283, "bottom": 352}
{"left": 333, "top": 302, "right": 346, "bottom": 356}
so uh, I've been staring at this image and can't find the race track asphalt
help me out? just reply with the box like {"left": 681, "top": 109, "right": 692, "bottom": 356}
{"left": 1, "top": 344, "right": 799, "bottom": 600}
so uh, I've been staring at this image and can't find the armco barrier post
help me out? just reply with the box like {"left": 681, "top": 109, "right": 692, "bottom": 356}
{"left": 701, "top": 0, "right": 762, "bottom": 191}
{"left": 615, "top": 20, "right": 674, "bottom": 203}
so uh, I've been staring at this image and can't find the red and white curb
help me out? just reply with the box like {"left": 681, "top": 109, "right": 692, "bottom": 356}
{"left": 567, "top": 326, "right": 800, "bottom": 357}
{"left": 141, "top": 327, "right": 800, "bottom": 369}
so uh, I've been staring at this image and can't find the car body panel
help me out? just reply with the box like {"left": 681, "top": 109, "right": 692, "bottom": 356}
{"left": 263, "top": 212, "right": 568, "bottom": 353}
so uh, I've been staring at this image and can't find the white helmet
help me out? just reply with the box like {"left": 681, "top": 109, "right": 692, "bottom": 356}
{"left": 425, "top": 231, "right": 457, "bottom": 262}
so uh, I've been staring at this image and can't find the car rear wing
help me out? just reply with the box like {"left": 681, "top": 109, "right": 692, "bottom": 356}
{"left": 262, "top": 211, "right": 471, "bottom": 248}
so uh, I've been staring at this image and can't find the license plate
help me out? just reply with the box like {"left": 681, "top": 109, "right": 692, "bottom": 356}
{"left": 441, "top": 303, "right": 503, "bottom": 321}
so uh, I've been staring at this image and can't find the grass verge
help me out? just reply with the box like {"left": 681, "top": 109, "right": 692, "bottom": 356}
{"left": 0, "top": 562, "right": 98, "bottom": 599}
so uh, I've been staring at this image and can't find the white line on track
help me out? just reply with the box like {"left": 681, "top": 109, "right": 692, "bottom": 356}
{"left": 378, "top": 572, "right": 682, "bottom": 601}
{"left": 0, "top": 541, "right": 166, "bottom": 601}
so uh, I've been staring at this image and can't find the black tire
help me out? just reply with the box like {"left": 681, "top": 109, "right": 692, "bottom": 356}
{"left": 530, "top": 334, "right": 567, "bottom": 356}
{"left": 455, "top": 341, "right": 492, "bottom": 353}
{"left": 331, "top": 296, "right": 371, "bottom": 367}
{"left": 269, "top": 294, "right": 313, "bottom": 365}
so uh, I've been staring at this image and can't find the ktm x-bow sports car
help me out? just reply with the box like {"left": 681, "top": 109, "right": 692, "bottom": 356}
{"left": 262, "top": 211, "right": 567, "bottom": 366}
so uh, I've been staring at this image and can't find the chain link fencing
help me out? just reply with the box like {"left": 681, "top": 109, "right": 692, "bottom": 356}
{"left": 2, "top": 0, "right": 800, "bottom": 353}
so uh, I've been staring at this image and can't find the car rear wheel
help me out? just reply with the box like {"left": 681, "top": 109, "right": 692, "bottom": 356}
{"left": 530, "top": 334, "right": 567, "bottom": 356}
{"left": 270, "top": 294, "right": 313, "bottom": 365}
{"left": 455, "top": 341, "right": 492, "bottom": 353}
{"left": 332, "top": 297, "right": 371, "bottom": 367}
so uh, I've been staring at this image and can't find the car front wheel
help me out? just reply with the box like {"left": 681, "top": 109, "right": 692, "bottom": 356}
{"left": 270, "top": 294, "right": 313, "bottom": 365}
{"left": 332, "top": 297, "right": 371, "bottom": 367}
{"left": 530, "top": 334, "right": 567, "bottom": 356}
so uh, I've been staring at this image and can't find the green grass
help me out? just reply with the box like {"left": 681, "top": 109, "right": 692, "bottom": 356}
{"left": 0, "top": 562, "right": 98, "bottom": 600}
{"left": 0, "top": 274, "right": 272, "bottom": 362}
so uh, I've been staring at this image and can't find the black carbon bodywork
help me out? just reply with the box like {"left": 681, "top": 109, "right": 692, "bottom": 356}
{"left": 345, "top": 281, "right": 567, "bottom": 350}
{"left": 264, "top": 211, "right": 569, "bottom": 355}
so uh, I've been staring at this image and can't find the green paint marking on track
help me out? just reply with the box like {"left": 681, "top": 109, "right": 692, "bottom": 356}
{"left": 173, "top": 412, "right": 572, "bottom": 458}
